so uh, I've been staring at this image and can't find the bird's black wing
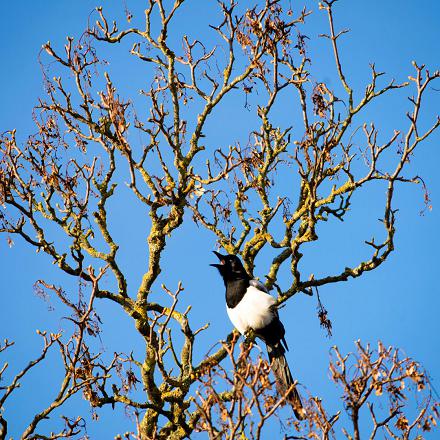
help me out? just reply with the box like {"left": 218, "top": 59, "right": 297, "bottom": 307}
{"left": 248, "top": 278, "right": 289, "bottom": 350}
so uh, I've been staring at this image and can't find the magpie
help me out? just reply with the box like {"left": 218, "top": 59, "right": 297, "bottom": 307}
{"left": 211, "top": 251, "right": 305, "bottom": 420}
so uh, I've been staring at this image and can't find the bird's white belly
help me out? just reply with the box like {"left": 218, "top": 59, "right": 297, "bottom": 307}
{"left": 226, "top": 286, "right": 276, "bottom": 334}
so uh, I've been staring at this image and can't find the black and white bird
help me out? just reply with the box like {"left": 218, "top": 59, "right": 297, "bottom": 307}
{"left": 211, "top": 251, "right": 305, "bottom": 420}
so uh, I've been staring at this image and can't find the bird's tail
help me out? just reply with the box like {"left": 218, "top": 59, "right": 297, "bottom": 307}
{"left": 266, "top": 342, "right": 305, "bottom": 420}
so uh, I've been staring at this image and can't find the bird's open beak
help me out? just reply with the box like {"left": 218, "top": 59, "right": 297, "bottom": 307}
{"left": 210, "top": 250, "right": 225, "bottom": 268}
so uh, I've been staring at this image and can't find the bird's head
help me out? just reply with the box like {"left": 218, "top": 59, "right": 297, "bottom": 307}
{"left": 210, "top": 251, "right": 249, "bottom": 283}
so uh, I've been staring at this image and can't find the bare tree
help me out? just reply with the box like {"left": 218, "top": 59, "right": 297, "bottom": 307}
{"left": 0, "top": 1, "right": 439, "bottom": 439}
{"left": 195, "top": 339, "right": 439, "bottom": 439}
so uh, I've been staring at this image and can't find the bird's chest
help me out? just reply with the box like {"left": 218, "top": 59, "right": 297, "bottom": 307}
{"left": 226, "top": 286, "right": 276, "bottom": 335}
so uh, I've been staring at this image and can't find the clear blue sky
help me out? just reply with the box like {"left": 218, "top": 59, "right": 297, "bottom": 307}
{"left": 1, "top": 1, "right": 439, "bottom": 438}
